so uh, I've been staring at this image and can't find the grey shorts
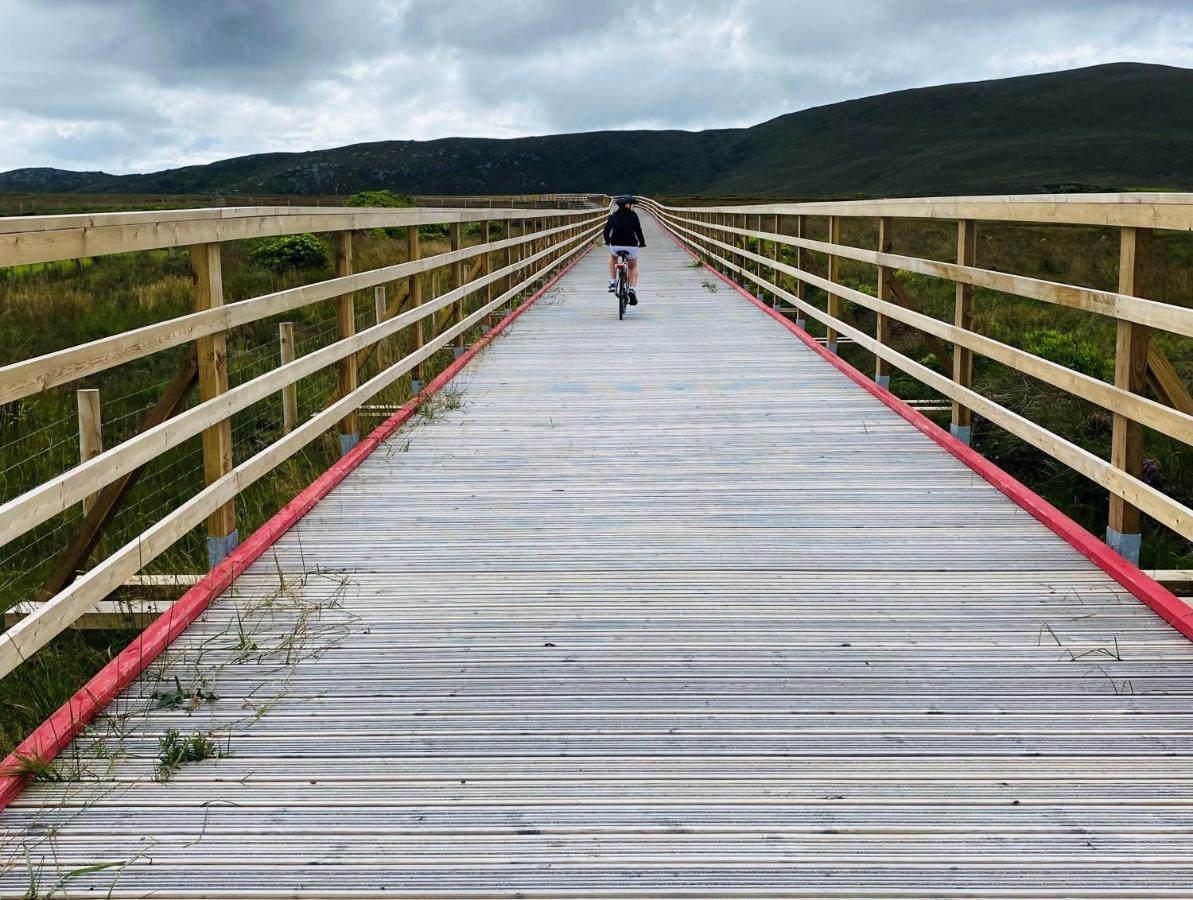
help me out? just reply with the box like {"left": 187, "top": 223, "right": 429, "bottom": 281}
{"left": 608, "top": 246, "right": 640, "bottom": 260}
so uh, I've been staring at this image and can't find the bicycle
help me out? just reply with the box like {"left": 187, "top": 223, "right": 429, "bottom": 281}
{"left": 614, "top": 250, "right": 632, "bottom": 320}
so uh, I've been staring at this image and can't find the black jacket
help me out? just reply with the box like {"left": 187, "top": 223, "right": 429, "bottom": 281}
{"left": 603, "top": 208, "right": 646, "bottom": 247}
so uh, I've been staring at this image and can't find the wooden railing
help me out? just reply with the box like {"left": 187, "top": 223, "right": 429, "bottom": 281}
{"left": 643, "top": 195, "right": 1193, "bottom": 563}
{"left": 416, "top": 193, "right": 607, "bottom": 209}
{"left": 0, "top": 201, "right": 603, "bottom": 675}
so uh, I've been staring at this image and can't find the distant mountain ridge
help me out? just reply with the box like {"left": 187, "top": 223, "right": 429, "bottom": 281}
{"left": 3, "top": 63, "right": 1191, "bottom": 199}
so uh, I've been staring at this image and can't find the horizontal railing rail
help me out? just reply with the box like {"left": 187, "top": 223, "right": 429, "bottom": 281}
{"left": 0, "top": 199, "right": 603, "bottom": 676}
{"left": 0, "top": 204, "right": 601, "bottom": 267}
{"left": 642, "top": 196, "right": 1193, "bottom": 564}
{"left": 416, "top": 193, "right": 608, "bottom": 209}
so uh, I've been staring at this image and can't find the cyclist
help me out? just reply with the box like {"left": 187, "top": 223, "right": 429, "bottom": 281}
{"left": 604, "top": 195, "right": 645, "bottom": 305}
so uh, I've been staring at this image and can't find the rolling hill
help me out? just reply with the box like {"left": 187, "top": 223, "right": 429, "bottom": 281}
{"left": 2, "top": 62, "right": 1191, "bottom": 199}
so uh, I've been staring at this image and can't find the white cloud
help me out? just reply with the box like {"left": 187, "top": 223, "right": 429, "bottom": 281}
{"left": 0, "top": 0, "right": 1190, "bottom": 172}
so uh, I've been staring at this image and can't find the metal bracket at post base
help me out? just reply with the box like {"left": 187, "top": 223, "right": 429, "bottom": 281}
{"left": 411, "top": 378, "right": 423, "bottom": 396}
{"left": 206, "top": 530, "right": 239, "bottom": 569}
{"left": 949, "top": 423, "right": 972, "bottom": 445}
{"left": 340, "top": 432, "right": 360, "bottom": 456}
{"left": 795, "top": 318, "right": 806, "bottom": 330}
{"left": 452, "top": 346, "right": 464, "bottom": 360}
{"left": 825, "top": 342, "right": 838, "bottom": 355}
{"left": 1106, "top": 527, "right": 1142, "bottom": 565}
{"left": 875, "top": 375, "right": 891, "bottom": 389}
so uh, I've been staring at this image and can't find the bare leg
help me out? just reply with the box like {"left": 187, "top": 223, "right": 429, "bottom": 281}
{"left": 608, "top": 254, "right": 616, "bottom": 280}
{"left": 628, "top": 258, "right": 639, "bottom": 288}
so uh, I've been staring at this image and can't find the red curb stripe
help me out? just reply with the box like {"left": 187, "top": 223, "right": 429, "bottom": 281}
{"left": 0, "top": 242, "right": 594, "bottom": 810}
{"left": 648, "top": 210, "right": 1193, "bottom": 643}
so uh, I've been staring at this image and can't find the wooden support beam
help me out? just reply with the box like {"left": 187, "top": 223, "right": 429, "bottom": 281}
{"left": 509, "top": 219, "right": 521, "bottom": 308}
{"left": 1147, "top": 569, "right": 1193, "bottom": 594}
{"left": 191, "top": 242, "right": 237, "bottom": 563}
{"left": 76, "top": 389, "right": 102, "bottom": 515}
{"left": 950, "top": 220, "right": 977, "bottom": 443}
{"left": 278, "top": 322, "right": 298, "bottom": 434}
{"left": 450, "top": 222, "right": 465, "bottom": 354}
{"left": 434, "top": 256, "right": 487, "bottom": 333}
{"left": 753, "top": 214, "right": 763, "bottom": 288}
{"left": 793, "top": 216, "right": 806, "bottom": 327}
{"left": 826, "top": 216, "right": 841, "bottom": 351}
{"left": 37, "top": 347, "right": 199, "bottom": 601}
{"left": 875, "top": 217, "right": 894, "bottom": 387}
{"left": 333, "top": 231, "right": 359, "bottom": 451}
{"left": 481, "top": 221, "right": 494, "bottom": 329}
{"left": 352, "top": 281, "right": 411, "bottom": 377}
{"left": 1147, "top": 344, "right": 1193, "bottom": 415}
{"left": 888, "top": 279, "right": 954, "bottom": 376}
{"left": 1108, "top": 226, "right": 1153, "bottom": 562}
{"left": 373, "top": 286, "right": 392, "bottom": 372}
{"left": 736, "top": 213, "right": 748, "bottom": 280}
{"left": 407, "top": 225, "right": 424, "bottom": 391}
{"left": 769, "top": 214, "right": 781, "bottom": 300}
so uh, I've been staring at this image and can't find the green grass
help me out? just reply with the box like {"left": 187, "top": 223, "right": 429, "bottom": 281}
{"left": 155, "top": 728, "right": 220, "bottom": 781}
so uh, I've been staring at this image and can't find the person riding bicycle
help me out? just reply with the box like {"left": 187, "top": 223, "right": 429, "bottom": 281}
{"left": 604, "top": 195, "right": 645, "bottom": 305}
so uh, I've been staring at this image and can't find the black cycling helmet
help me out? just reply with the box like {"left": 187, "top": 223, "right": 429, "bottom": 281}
{"left": 614, "top": 194, "right": 635, "bottom": 207}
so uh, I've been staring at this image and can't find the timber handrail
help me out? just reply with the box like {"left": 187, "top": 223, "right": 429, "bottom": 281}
{"left": 0, "top": 204, "right": 599, "bottom": 267}
{"left": 0, "top": 200, "right": 603, "bottom": 676}
{"left": 642, "top": 195, "right": 1193, "bottom": 561}
{"left": 0, "top": 217, "right": 588, "bottom": 405}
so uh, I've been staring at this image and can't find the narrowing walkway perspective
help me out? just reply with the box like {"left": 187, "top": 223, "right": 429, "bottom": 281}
{"left": 2, "top": 214, "right": 1193, "bottom": 896}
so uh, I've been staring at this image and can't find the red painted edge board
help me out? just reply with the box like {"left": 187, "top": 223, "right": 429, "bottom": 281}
{"left": 0, "top": 243, "right": 593, "bottom": 810}
{"left": 648, "top": 209, "right": 1193, "bottom": 643}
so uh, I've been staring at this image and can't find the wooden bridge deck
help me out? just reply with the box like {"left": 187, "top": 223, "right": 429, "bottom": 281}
{"left": 3, "top": 216, "right": 1193, "bottom": 897}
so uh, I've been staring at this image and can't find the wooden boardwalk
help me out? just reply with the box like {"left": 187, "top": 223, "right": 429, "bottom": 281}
{"left": 3, "top": 216, "right": 1193, "bottom": 897}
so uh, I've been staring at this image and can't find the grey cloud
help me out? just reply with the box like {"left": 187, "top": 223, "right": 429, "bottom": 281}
{"left": 0, "top": 0, "right": 1191, "bottom": 172}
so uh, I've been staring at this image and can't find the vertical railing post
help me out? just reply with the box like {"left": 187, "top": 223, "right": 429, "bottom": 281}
{"left": 736, "top": 213, "right": 747, "bottom": 283}
{"left": 723, "top": 213, "right": 734, "bottom": 276}
{"left": 825, "top": 216, "right": 841, "bottom": 353}
{"left": 950, "top": 220, "right": 977, "bottom": 444}
{"left": 481, "top": 220, "right": 494, "bottom": 333}
{"left": 769, "top": 214, "right": 781, "bottom": 305}
{"left": 374, "top": 286, "right": 392, "bottom": 373}
{"left": 794, "top": 215, "right": 807, "bottom": 330}
{"left": 506, "top": 218, "right": 518, "bottom": 315}
{"left": 334, "top": 231, "right": 359, "bottom": 454}
{"left": 450, "top": 222, "right": 464, "bottom": 357}
{"left": 875, "top": 217, "right": 893, "bottom": 389}
{"left": 407, "top": 224, "right": 424, "bottom": 394}
{"left": 76, "top": 388, "right": 102, "bottom": 515}
{"left": 1107, "top": 226, "right": 1153, "bottom": 564}
{"left": 190, "top": 242, "right": 237, "bottom": 567}
{"left": 279, "top": 322, "right": 298, "bottom": 434}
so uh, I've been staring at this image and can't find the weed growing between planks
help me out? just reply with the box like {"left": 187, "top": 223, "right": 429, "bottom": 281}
{"left": 154, "top": 728, "right": 219, "bottom": 781}
{"left": 2, "top": 558, "right": 363, "bottom": 887}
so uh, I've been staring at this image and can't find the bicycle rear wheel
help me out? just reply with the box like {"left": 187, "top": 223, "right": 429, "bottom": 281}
{"left": 617, "top": 273, "right": 627, "bottom": 320}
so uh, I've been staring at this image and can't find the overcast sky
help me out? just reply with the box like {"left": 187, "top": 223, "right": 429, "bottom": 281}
{"left": 1, "top": 0, "right": 1191, "bottom": 174}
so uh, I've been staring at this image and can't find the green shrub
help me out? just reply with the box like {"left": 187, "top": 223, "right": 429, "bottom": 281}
{"left": 345, "top": 190, "right": 413, "bottom": 208}
{"left": 1022, "top": 328, "right": 1113, "bottom": 381}
{"left": 248, "top": 233, "right": 329, "bottom": 272}
{"left": 345, "top": 190, "right": 414, "bottom": 238}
